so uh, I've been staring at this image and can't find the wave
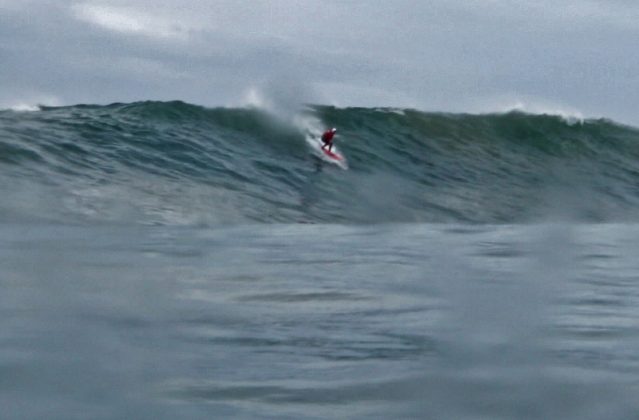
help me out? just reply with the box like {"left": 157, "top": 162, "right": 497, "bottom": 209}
{"left": 2, "top": 100, "right": 639, "bottom": 225}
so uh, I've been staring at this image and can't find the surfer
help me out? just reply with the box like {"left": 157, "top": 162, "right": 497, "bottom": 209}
{"left": 321, "top": 128, "right": 337, "bottom": 152}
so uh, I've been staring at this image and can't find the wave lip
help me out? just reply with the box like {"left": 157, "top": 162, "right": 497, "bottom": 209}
{"left": 1, "top": 101, "right": 639, "bottom": 225}
{"left": 6, "top": 104, "right": 41, "bottom": 112}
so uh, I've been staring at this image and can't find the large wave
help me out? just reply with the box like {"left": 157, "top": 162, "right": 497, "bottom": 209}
{"left": 2, "top": 101, "right": 639, "bottom": 225}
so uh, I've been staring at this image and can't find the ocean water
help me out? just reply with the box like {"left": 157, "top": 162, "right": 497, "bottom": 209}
{"left": 2, "top": 102, "right": 639, "bottom": 419}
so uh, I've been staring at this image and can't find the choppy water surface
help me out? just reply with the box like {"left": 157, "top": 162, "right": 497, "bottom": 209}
{"left": 2, "top": 223, "right": 639, "bottom": 419}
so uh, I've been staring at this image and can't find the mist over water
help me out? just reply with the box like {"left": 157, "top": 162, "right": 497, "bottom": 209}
{"left": 3, "top": 102, "right": 639, "bottom": 419}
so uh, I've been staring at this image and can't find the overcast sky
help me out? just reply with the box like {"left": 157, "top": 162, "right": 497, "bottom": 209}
{"left": 1, "top": 0, "right": 639, "bottom": 124}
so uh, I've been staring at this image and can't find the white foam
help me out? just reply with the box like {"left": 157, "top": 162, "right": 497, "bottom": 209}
{"left": 1, "top": 94, "right": 61, "bottom": 112}
{"left": 374, "top": 107, "right": 406, "bottom": 116}
{"left": 469, "top": 95, "right": 586, "bottom": 124}
{"left": 501, "top": 101, "right": 584, "bottom": 124}
{"left": 7, "top": 103, "right": 41, "bottom": 112}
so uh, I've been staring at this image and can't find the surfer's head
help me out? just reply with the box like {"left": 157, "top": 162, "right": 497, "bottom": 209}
{"left": 331, "top": 127, "right": 337, "bottom": 133}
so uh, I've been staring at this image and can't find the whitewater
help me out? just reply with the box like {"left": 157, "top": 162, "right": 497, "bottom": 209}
{"left": 2, "top": 101, "right": 639, "bottom": 419}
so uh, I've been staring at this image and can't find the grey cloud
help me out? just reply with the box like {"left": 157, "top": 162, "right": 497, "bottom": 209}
{"left": 1, "top": 1, "right": 638, "bottom": 125}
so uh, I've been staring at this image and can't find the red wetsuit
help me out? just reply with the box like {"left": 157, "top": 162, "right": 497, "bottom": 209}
{"left": 321, "top": 130, "right": 335, "bottom": 150}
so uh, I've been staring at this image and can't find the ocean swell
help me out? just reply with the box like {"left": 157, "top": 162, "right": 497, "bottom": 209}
{"left": 1, "top": 101, "right": 639, "bottom": 225}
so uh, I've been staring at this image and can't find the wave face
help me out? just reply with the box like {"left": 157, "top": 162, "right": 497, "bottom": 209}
{"left": 2, "top": 101, "right": 639, "bottom": 225}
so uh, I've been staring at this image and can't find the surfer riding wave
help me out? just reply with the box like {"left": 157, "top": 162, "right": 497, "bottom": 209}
{"left": 321, "top": 128, "right": 337, "bottom": 152}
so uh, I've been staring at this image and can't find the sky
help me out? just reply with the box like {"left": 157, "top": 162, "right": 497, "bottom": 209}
{"left": 1, "top": 0, "right": 639, "bottom": 124}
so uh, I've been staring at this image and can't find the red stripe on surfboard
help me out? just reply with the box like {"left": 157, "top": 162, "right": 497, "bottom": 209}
{"left": 323, "top": 149, "right": 342, "bottom": 160}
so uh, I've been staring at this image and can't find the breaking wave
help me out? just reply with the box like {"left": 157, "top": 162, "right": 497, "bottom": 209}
{"left": 2, "top": 100, "right": 639, "bottom": 224}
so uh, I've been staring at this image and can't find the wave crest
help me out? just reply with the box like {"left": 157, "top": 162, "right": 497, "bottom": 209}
{"left": 1, "top": 101, "right": 638, "bottom": 225}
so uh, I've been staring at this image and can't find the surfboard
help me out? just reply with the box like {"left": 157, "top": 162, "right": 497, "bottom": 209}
{"left": 306, "top": 135, "right": 348, "bottom": 170}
